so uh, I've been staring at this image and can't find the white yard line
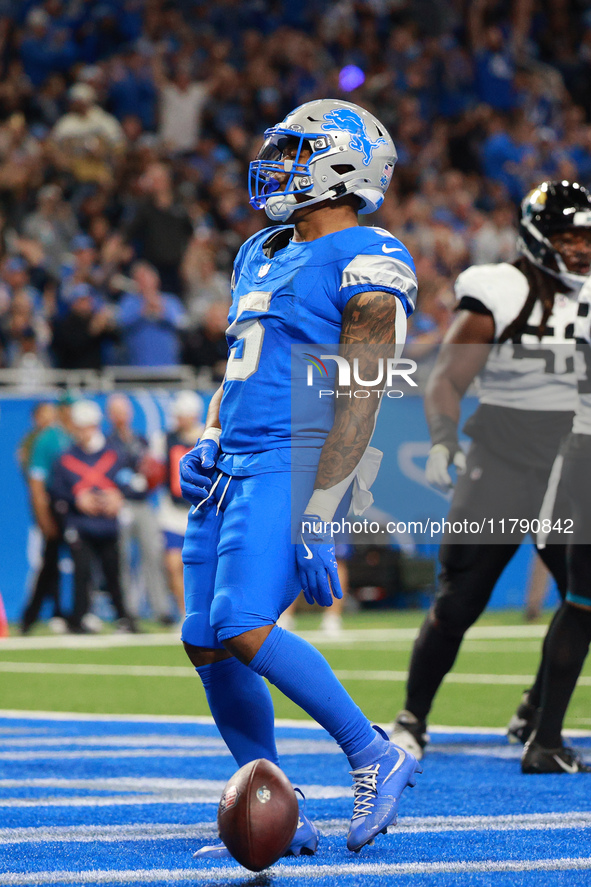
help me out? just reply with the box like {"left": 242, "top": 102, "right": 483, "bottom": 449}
{"left": 0, "top": 735, "right": 335, "bottom": 753}
{"left": 0, "top": 659, "right": 589, "bottom": 687}
{"left": 0, "top": 710, "right": 590, "bottom": 738}
{"left": 1, "top": 857, "right": 591, "bottom": 884}
{"left": 0, "top": 710, "right": 327, "bottom": 728}
{"left": 0, "top": 750, "right": 234, "bottom": 763}
{"left": 0, "top": 735, "right": 227, "bottom": 748}
{"left": 1, "top": 812, "right": 591, "bottom": 845}
{"left": 0, "top": 785, "right": 351, "bottom": 808}
{"left": 0, "top": 662, "right": 196, "bottom": 677}
{"left": 0, "top": 778, "right": 223, "bottom": 789}
{"left": 339, "top": 669, "right": 591, "bottom": 685}
{"left": 0, "top": 633, "right": 182, "bottom": 652}
{"left": 0, "top": 624, "right": 550, "bottom": 652}
{"left": 1, "top": 739, "right": 588, "bottom": 764}
{"left": 0, "top": 745, "right": 340, "bottom": 762}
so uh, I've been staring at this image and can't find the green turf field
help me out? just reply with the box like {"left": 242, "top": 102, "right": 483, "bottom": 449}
{"left": 1, "top": 609, "right": 590, "bottom": 730}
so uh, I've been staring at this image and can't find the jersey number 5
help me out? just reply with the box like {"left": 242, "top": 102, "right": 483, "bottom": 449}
{"left": 225, "top": 291, "right": 271, "bottom": 381}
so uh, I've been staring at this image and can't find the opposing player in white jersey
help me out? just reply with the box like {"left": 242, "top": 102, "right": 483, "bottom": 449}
{"left": 391, "top": 181, "right": 591, "bottom": 761}
{"left": 521, "top": 272, "right": 591, "bottom": 773}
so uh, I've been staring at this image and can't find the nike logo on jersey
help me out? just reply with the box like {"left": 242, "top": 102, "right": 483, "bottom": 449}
{"left": 382, "top": 245, "right": 403, "bottom": 254}
{"left": 552, "top": 754, "right": 579, "bottom": 774}
{"left": 258, "top": 263, "right": 271, "bottom": 278}
{"left": 302, "top": 540, "right": 314, "bottom": 560}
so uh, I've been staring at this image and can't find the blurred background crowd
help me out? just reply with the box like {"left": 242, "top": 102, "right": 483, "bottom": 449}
{"left": 18, "top": 388, "right": 205, "bottom": 634}
{"left": 1, "top": 0, "right": 575, "bottom": 631}
{"left": 0, "top": 0, "right": 591, "bottom": 372}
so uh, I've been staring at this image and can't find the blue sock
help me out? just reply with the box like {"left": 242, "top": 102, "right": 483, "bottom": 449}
{"left": 249, "top": 626, "right": 380, "bottom": 764}
{"left": 196, "top": 658, "right": 279, "bottom": 767}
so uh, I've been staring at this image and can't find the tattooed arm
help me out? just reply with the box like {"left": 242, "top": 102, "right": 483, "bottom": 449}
{"left": 295, "top": 291, "right": 401, "bottom": 607}
{"left": 308, "top": 290, "right": 400, "bottom": 511}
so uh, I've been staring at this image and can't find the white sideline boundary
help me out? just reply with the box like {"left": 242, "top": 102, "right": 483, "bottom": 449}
{"left": 1, "top": 857, "right": 591, "bottom": 884}
{"left": 0, "top": 709, "right": 590, "bottom": 737}
{"left": 2, "top": 811, "right": 591, "bottom": 844}
{"left": 0, "top": 660, "right": 590, "bottom": 689}
{"left": 0, "top": 623, "right": 551, "bottom": 651}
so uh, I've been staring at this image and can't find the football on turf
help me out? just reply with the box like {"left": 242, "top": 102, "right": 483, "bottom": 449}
{"left": 217, "top": 758, "right": 299, "bottom": 872}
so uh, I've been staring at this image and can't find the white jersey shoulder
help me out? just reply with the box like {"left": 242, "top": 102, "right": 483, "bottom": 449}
{"left": 572, "top": 275, "right": 591, "bottom": 434}
{"left": 338, "top": 226, "right": 417, "bottom": 314}
{"left": 457, "top": 263, "right": 578, "bottom": 412}
{"left": 575, "top": 274, "right": 591, "bottom": 344}
{"left": 455, "top": 263, "right": 529, "bottom": 341}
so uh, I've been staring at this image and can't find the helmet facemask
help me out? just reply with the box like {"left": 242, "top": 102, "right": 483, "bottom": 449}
{"left": 249, "top": 128, "right": 331, "bottom": 222}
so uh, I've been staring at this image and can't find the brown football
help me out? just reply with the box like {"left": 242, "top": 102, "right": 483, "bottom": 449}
{"left": 217, "top": 759, "right": 299, "bottom": 872}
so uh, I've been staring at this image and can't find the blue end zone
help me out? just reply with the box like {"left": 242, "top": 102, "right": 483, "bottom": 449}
{"left": 0, "top": 715, "right": 589, "bottom": 886}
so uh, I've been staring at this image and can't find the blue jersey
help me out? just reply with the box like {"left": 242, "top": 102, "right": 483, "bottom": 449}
{"left": 217, "top": 224, "right": 416, "bottom": 475}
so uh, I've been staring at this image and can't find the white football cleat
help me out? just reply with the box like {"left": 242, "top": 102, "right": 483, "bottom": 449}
{"left": 390, "top": 710, "right": 429, "bottom": 761}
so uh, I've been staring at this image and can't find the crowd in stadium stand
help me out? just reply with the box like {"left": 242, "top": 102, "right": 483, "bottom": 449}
{"left": 1, "top": 0, "right": 591, "bottom": 372}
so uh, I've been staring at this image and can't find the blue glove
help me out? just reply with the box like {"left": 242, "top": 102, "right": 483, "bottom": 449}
{"left": 179, "top": 438, "right": 219, "bottom": 506}
{"left": 296, "top": 514, "right": 343, "bottom": 607}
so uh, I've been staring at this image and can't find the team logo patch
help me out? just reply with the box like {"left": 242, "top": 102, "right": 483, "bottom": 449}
{"left": 322, "top": 109, "right": 386, "bottom": 166}
{"left": 526, "top": 187, "right": 547, "bottom": 212}
{"left": 219, "top": 784, "right": 239, "bottom": 814}
{"left": 256, "top": 785, "right": 272, "bottom": 804}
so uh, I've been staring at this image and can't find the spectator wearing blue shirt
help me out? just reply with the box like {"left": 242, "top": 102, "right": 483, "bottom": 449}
{"left": 107, "top": 47, "right": 157, "bottom": 131}
{"left": 20, "top": 7, "right": 77, "bottom": 87}
{"left": 469, "top": 3, "right": 517, "bottom": 112}
{"left": 116, "top": 262, "right": 187, "bottom": 366}
{"left": 59, "top": 234, "right": 100, "bottom": 302}
{"left": 1, "top": 256, "right": 42, "bottom": 312}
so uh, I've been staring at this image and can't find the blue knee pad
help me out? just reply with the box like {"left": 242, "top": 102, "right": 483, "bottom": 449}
{"left": 181, "top": 611, "right": 224, "bottom": 649}
{"left": 210, "top": 586, "right": 275, "bottom": 642}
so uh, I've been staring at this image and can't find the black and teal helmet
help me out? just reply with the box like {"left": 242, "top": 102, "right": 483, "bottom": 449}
{"left": 518, "top": 180, "right": 591, "bottom": 288}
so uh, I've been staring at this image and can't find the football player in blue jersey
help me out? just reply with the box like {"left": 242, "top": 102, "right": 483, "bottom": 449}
{"left": 179, "top": 99, "right": 422, "bottom": 856}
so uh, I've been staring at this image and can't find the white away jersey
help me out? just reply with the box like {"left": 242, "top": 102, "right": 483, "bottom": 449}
{"left": 455, "top": 263, "right": 578, "bottom": 412}
{"left": 572, "top": 275, "right": 591, "bottom": 434}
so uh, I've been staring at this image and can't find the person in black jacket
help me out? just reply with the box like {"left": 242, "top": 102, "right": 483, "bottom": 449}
{"left": 51, "top": 284, "right": 116, "bottom": 370}
{"left": 51, "top": 399, "right": 138, "bottom": 633}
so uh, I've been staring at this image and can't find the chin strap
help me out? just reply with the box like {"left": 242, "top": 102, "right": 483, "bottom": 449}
{"left": 519, "top": 219, "right": 590, "bottom": 293}
{"left": 518, "top": 238, "right": 586, "bottom": 293}
{"left": 265, "top": 177, "right": 379, "bottom": 221}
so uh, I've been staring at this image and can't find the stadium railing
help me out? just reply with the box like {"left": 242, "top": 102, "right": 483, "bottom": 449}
{"left": 0, "top": 365, "right": 216, "bottom": 393}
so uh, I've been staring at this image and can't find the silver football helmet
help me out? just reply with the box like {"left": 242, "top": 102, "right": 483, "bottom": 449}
{"left": 249, "top": 99, "right": 397, "bottom": 222}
